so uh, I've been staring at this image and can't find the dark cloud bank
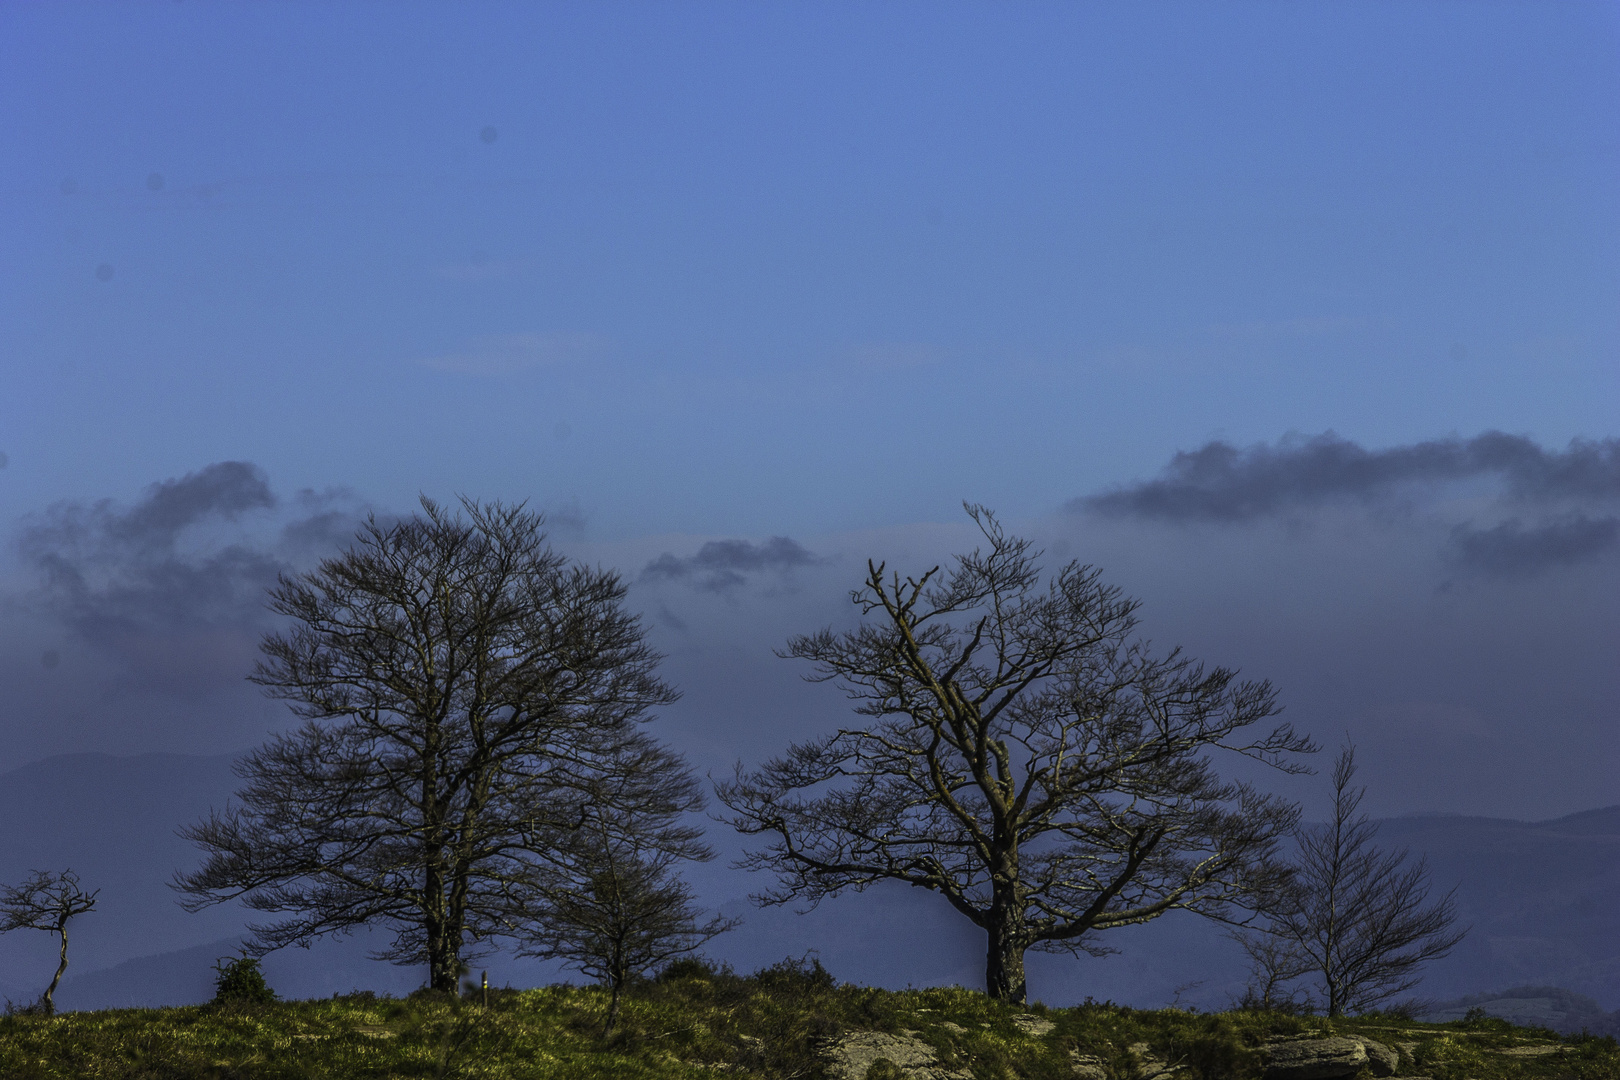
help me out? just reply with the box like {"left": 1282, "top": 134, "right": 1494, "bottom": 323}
{"left": 20, "top": 462, "right": 281, "bottom": 663}
{"left": 18, "top": 462, "right": 359, "bottom": 651}
{"left": 2, "top": 462, "right": 363, "bottom": 764}
{"left": 1078, "top": 431, "right": 1620, "bottom": 576}
{"left": 1055, "top": 430, "right": 1618, "bottom": 825}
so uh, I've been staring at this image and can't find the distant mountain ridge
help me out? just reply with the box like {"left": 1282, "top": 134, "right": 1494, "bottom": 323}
{"left": 1424, "top": 985, "right": 1620, "bottom": 1037}
{"left": 1, "top": 752, "right": 1615, "bottom": 1012}
{"left": 1374, "top": 806, "right": 1620, "bottom": 1008}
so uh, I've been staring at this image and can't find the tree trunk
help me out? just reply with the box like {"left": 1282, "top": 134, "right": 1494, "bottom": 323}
{"left": 984, "top": 896, "right": 1029, "bottom": 1005}
{"left": 424, "top": 890, "right": 460, "bottom": 993}
{"left": 422, "top": 706, "right": 458, "bottom": 994}
{"left": 428, "top": 932, "right": 460, "bottom": 993}
{"left": 40, "top": 927, "right": 70, "bottom": 1016}
{"left": 605, "top": 980, "right": 623, "bottom": 1035}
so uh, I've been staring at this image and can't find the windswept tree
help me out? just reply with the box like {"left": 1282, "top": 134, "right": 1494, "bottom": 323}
{"left": 518, "top": 798, "right": 737, "bottom": 1034}
{"left": 0, "top": 869, "right": 100, "bottom": 1015}
{"left": 718, "top": 507, "right": 1314, "bottom": 1005}
{"left": 177, "top": 498, "right": 698, "bottom": 992}
{"left": 1238, "top": 744, "right": 1467, "bottom": 1016}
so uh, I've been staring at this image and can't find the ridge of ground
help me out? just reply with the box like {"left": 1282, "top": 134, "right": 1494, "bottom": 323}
{"left": 2, "top": 961, "right": 1617, "bottom": 1080}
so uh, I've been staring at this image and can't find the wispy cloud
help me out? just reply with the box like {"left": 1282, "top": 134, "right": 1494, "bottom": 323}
{"left": 1081, "top": 432, "right": 1620, "bottom": 522}
{"left": 1075, "top": 432, "right": 1620, "bottom": 576}
{"left": 642, "top": 536, "right": 824, "bottom": 593}
{"left": 417, "top": 332, "right": 605, "bottom": 375}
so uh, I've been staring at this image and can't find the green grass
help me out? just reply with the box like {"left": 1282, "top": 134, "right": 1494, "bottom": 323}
{"left": 2, "top": 962, "right": 1616, "bottom": 1079}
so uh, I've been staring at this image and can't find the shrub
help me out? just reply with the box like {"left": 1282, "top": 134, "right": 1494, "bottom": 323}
{"left": 212, "top": 955, "right": 277, "bottom": 1005}
{"left": 754, "top": 953, "right": 836, "bottom": 995}
{"left": 1458, "top": 1007, "right": 1512, "bottom": 1033}
{"left": 657, "top": 956, "right": 725, "bottom": 983}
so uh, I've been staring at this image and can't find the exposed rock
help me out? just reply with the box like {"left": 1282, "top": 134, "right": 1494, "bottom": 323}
{"left": 1498, "top": 1044, "right": 1566, "bottom": 1056}
{"left": 822, "top": 1031, "right": 972, "bottom": 1080}
{"left": 941, "top": 1021, "right": 967, "bottom": 1035}
{"left": 1070, "top": 1051, "right": 1109, "bottom": 1079}
{"left": 1129, "top": 1040, "right": 1184, "bottom": 1079}
{"left": 1357, "top": 1037, "right": 1399, "bottom": 1076}
{"left": 1261, "top": 1036, "right": 1368, "bottom": 1080}
{"left": 1013, "top": 1013, "right": 1057, "bottom": 1036}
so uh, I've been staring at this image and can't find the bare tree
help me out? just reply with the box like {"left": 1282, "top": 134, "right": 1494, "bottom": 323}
{"left": 177, "top": 498, "right": 696, "bottom": 992}
{"left": 717, "top": 507, "right": 1314, "bottom": 1005}
{"left": 518, "top": 804, "right": 737, "bottom": 1034}
{"left": 0, "top": 869, "right": 100, "bottom": 1015}
{"left": 1240, "top": 744, "right": 1468, "bottom": 1016}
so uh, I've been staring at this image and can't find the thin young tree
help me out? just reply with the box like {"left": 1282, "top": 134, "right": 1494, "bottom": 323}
{"left": 177, "top": 498, "right": 697, "bottom": 992}
{"left": 1246, "top": 743, "right": 1468, "bottom": 1017}
{"left": 518, "top": 804, "right": 736, "bottom": 1034}
{"left": 0, "top": 869, "right": 100, "bottom": 1015}
{"left": 717, "top": 506, "right": 1314, "bottom": 1005}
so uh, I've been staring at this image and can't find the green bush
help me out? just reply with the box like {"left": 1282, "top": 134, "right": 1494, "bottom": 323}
{"left": 211, "top": 955, "right": 277, "bottom": 1005}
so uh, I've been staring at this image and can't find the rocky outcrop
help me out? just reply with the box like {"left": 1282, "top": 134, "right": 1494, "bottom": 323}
{"left": 1358, "top": 1037, "right": 1399, "bottom": 1076}
{"left": 1129, "top": 1040, "right": 1184, "bottom": 1079}
{"left": 821, "top": 1030, "right": 971, "bottom": 1080}
{"left": 1261, "top": 1036, "right": 1368, "bottom": 1080}
{"left": 1069, "top": 1051, "right": 1109, "bottom": 1079}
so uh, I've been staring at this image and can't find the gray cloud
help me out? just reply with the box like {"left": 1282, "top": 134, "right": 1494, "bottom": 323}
{"left": 1076, "top": 432, "right": 1620, "bottom": 576}
{"left": 544, "top": 497, "right": 587, "bottom": 537}
{"left": 1447, "top": 515, "right": 1620, "bottom": 577}
{"left": 16, "top": 463, "right": 359, "bottom": 691}
{"left": 106, "top": 461, "right": 274, "bottom": 545}
{"left": 1079, "top": 432, "right": 1620, "bottom": 523}
{"left": 642, "top": 536, "right": 823, "bottom": 592}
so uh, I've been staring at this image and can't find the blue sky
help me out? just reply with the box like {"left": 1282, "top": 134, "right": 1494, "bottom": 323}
{"left": 4, "top": 3, "right": 1617, "bottom": 536}
{"left": 1, "top": 3, "right": 1617, "bottom": 819}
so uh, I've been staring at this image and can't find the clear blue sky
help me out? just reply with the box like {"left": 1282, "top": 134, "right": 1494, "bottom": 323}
{"left": 3, "top": 2, "right": 1616, "bottom": 538}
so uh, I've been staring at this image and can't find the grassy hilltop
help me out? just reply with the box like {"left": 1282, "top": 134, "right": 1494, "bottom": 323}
{"left": 2, "top": 959, "right": 1617, "bottom": 1080}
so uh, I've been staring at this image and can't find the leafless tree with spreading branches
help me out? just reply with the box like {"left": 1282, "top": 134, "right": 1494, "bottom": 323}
{"left": 1, "top": 869, "right": 100, "bottom": 1015}
{"left": 176, "top": 498, "right": 698, "bottom": 993}
{"left": 1236, "top": 743, "right": 1468, "bottom": 1016}
{"left": 717, "top": 506, "right": 1315, "bottom": 1005}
